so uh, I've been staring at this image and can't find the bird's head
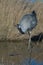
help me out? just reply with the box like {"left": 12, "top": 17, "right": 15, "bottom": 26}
{"left": 14, "top": 24, "right": 20, "bottom": 29}
{"left": 16, "top": 24, "right": 21, "bottom": 29}
{"left": 14, "top": 24, "right": 25, "bottom": 34}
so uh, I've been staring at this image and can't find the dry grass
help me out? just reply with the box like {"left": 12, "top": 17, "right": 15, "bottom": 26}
{"left": 0, "top": 0, "right": 43, "bottom": 64}
{"left": 0, "top": 0, "right": 43, "bottom": 40}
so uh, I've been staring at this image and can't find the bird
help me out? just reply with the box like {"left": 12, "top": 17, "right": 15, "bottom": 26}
{"left": 16, "top": 11, "right": 37, "bottom": 34}
{"left": 14, "top": 10, "right": 38, "bottom": 50}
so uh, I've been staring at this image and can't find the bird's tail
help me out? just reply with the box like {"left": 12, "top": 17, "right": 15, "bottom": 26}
{"left": 32, "top": 10, "right": 36, "bottom": 16}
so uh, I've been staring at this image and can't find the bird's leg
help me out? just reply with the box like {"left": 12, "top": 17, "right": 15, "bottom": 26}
{"left": 28, "top": 31, "right": 32, "bottom": 65}
{"left": 28, "top": 31, "right": 31, "bottom": 51}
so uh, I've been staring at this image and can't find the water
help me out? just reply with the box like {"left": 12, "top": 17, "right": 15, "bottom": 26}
{"left": 0, "top": 40, "right": 43, "bottom": 65}
{"left": 20, "top": 58, "right": 43, "bottom": 65}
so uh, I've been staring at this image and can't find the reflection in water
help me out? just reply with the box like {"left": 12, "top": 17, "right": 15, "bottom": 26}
{"left": 0, "top": 38, "right": 43, "bottom": 65}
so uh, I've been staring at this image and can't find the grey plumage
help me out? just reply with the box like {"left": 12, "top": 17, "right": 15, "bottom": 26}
{"left": 17, "top": 11, "right": 37, "bottom": 34}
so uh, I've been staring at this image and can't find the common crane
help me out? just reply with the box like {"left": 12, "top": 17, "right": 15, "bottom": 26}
{"left": 14, "top": 10, "right": 37, "bottom": 50}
